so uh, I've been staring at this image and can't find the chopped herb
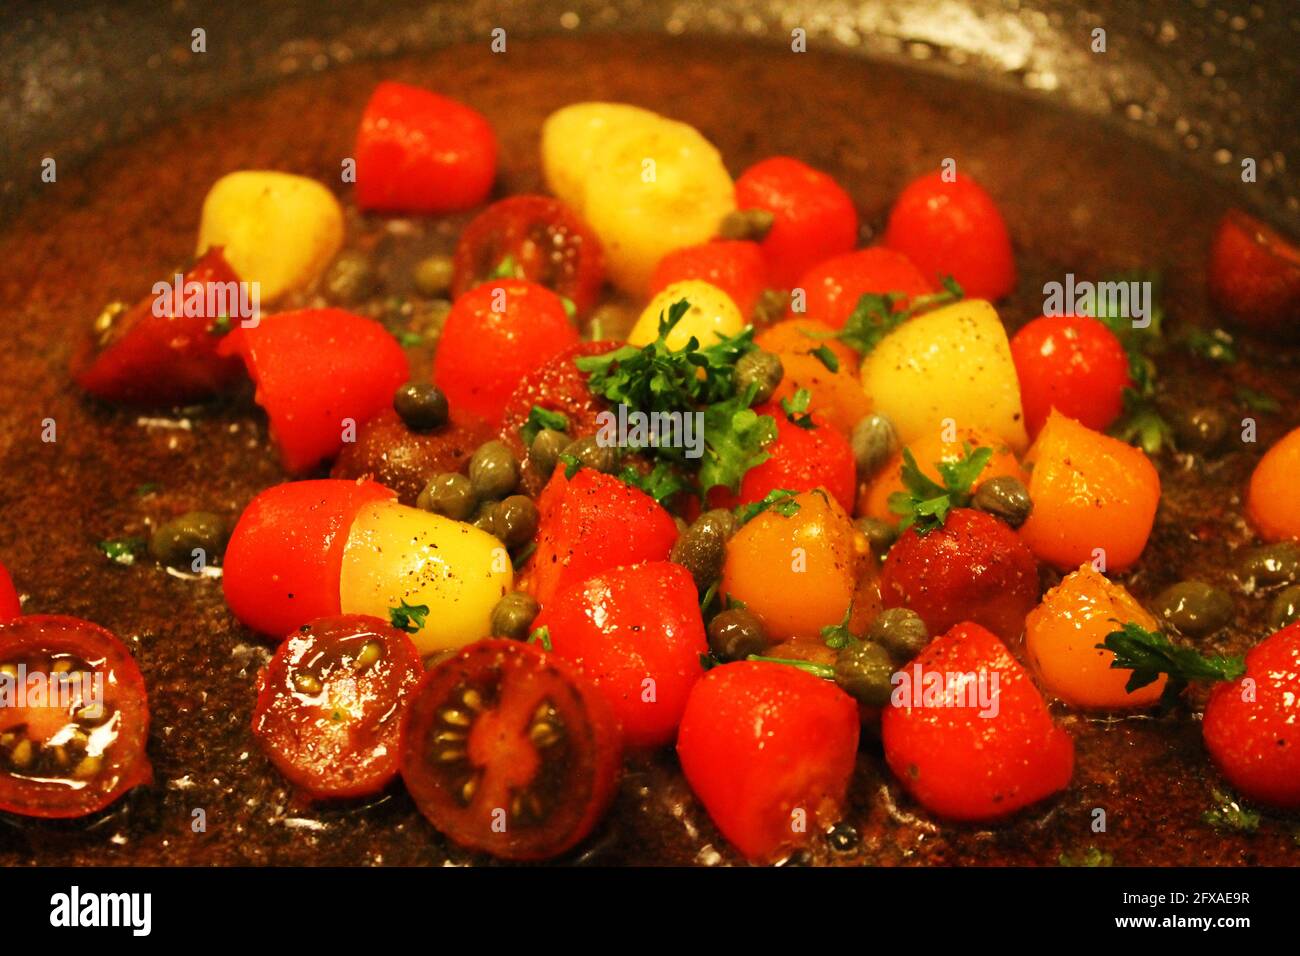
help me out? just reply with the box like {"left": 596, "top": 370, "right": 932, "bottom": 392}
{"left": 1183, "top": 327, "right": 1237, "bottom": 364}
{"left": 1094, "top": 270, "right": 1174, "bottom": 454}
{"left": 528, "top": 625, "right": 553, "bottom": 652}
{"left": 396, "top": 330, "right": 423, "bottom": 347}
{"left": 809, "top": 344, "right": 839, "bottom": 373}
{"left": 208, "top": 314, "right": 232, "bottom": 336}
{"left": 1059, "top": 847, "right": 1114, "bottom": 867}
{"left": 560, "top": 296, "right": 577, "bottom": 320}
{"left": 887, "top": 443, "right": 992, "bottom": 534}
{"left": 511, "top": 541, "right": 537, "bottom": 570}
{"left": 1110, "top": 389, "right": 1176, "bottom": 456}
{"left": 780, "top": 388, "right": 816, "bottom": 429}
{"left": 820, "top": 604, "right": 856, "bottom": 650}
{"left": 810, "top": 276, "right": 964, "bottom": 357}
{"left": 558, "top": 453, "right": 582, "bottom": 480}
{"left": 745, "top": 654, "right": 836, "bottom": 680}
{"left": 699, "top": 580, "right": 719, "bottom": 616}
{"left": 520, "top": 405, "right": 570, "bottom": 445}
{"left": 1099, "top": 621, "right": 1245, "bottom": 706}
{"left": 698, "top": 390, "right": 778, "bottom": 494}
{"left": 388, "top": 600, "right": 430, "bottom": 634}
{"left": 98, "top": 537, "right": 144, "bottom": 566}
{"left": 616, "top": 460, "right": 690, "bottom": 505}
{"left": 1236, "top": 386, "right": 1280, "bottom": 414}
{"left": 733, "top": 488, "right": 802, "bottom": 527}
{"left": 1202, "top": 787, "right": 1260, "bottom": 833}
{"left": 489, "top": 254, "right": 521, "bottom": 280}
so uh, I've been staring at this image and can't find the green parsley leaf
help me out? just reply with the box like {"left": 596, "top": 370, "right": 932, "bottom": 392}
{"left": 560, "top": 296, "right": 577, "bottom": 320}
{"left": 616, "top": 461, "right": 690, "bottom": 505}
{"left": 820, "top": 604, "right": 856, "bottom": 650}
{"left": 489, "top": 254, "right": 521, "bottom": 280}
{"left": 1110, "top": 388, "right": 1175, "bottom": 455}
{"left": 388, "top": 600, "right": 430, "bottom": 634}
{"left": 1059, "top": 847, "right": 1114, "bottom": 867}
{"left": 1236, "top": 386, "right": 1280, "bottom": 414}
{"left": 733, "top": 488, "right": 802, "bottom": 527}
{"left": 511, "top": 541, "right": 537, "bottom": 570}
{"left": 1183, "top": 327, "right": 1237, "bottom": 364}
{"left": 528, "top": 625, "right": 553, "bottom": 652}
{"left": 208, "top": 314, "right": 232, "bottom": 337}
{"left": 1202, "top": 787, "right": 1260, "bottom": 833}
{"left": 745, "top": 654, "right": 836, "bottom": 680}
{"left": 780, "top": 388, "right": 815, "bottom": 430}
{"left": 98, "top": 537, "right": 144, "bottom": 566}
{"left": 699, "top": 394, "right": 778, "bottom": 494}
{"left": 558, "top": 453, "right": 582, "bottom": 480}
{"left": 1098, "top": 621, "right": 1245, "bottom": 704}
{"left": 809, "top": 344, "right": 839, "bottom": 373}
{"left": 888, "top": 443, "right": 992, "bottom": 534}
{"left": 396, "top": 330, "right": 423, "bottom": 347}
{"left": 520, "top": 405, "right": 569, "bottom": 445}
{"left": 819, "top": 276, "right": 964, "bottom": 357}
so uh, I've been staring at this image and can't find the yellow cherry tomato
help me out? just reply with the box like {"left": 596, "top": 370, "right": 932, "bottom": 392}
{"left": 541, "top": 102, "right": 663, "bottom": 215}
{"left": 628, "top": 280, "right": 745, "bottom": 351}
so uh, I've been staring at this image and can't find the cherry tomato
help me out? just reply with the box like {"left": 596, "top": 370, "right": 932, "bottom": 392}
{"left": 734, "top": 157, "right": 858, "bottom": 289}
{"left": 219, "top": 308, "right": 410, "bottom": 474}
{"left": 883, "top": 171, "right": 1016, "bottom": 300}
{"left": 534, "top": 561, "right": 707, "bottom": 748}
{"left": 1207, "top": 209, "right": 1300, "bottom": 336}
{"left": 0, "top": 561, "right": 19, "bottom": 620}
{"left": 1009, "top": 314, "right": 1132, "bottom": 438}
{"left": 451, "top": 195, "right": 605, "bottom": 315}
{"left": 400, "top": 638, "right": 622, "bottom": 860}
{"left": 881, "top": 621, "right": 1074, "bottom": 822}
{"left": 223, "top": 479, "right": 396, "bottom": 639}
{"left": 72, "top": 248, "right": 246, "bottom": 405}
{"left": 0, "top": 616, "right": 152, "bottom": 818}
{"left": 252, "top": 615, "right": 423, "bottom": 800}
{"left": 432, "top": 279, "right": 580, "bottom": 428}
{"left": 793, "top": 247, "right": 934, "bottom": 329}
{"left": 649, "top": 240, "right": 767, "bottom": 318}
{"left": 676, "top": 661, "right": 859, "bottom": 862}
{"left": 354, "top": 81, "right": 498, "bottom": 214}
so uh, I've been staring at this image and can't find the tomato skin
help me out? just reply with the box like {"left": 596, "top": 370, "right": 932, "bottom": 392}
{"left": 433, "top": 279, "right": 580, "bottom": 428}
{"left": 72, "top": 248, "right": 246, "bottom": 405}
{"left": 1246, "top": 425, "right": 1300, "bottom": 543}
{"left": 881, "top": 622, "right": 1074, "bottom": 822}
{"left": 881, "top": 509, "right": 1040, "bottom": 643}
{"left": 1207, "top": 209, "right": 1300, "bottom": 335}
{"left": 793, "top": 247, "right": 935, "bottom": 329}
{"left": 1202, "top": 622, "right": 1300, "bottom": 809}
{"left": 0, "top": 561, "right": 19, "bottom": 620}
{"left": 649, "top": 240, "right": 767, "bottom": 317}
{"left": 534, "top": 561, "right": 707, "bottom": 748}
{"left": 676, "top": 661, "right": 860, "bottom": 862}
{"left": 223, "top": 479, "right": 396, "bottom": 639}
{"left": 734, "top": 157, "right": 858, "bottom": 289}
{"left": 0, "top": 615, "right": 153, "bottom": 819}
{"left": 219, "top": 308, "right": 410, "bottom": 474}
{"left": 527, "top": 467, "right": 679, "bottom": 608}
{"left": 354, "top": 81, "right": 497, "bottom": 214}
{"left": 884, "top": 171, "right": 1016, "bottom": 300}
{"left": 1010, "top": 315, "right": 1131, "bottom": 438}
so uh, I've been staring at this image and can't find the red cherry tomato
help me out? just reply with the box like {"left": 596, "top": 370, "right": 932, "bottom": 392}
{"left": 451, "top": 195, "right": 605, "bottom": 316}
{"left": 354, "top": 81, "right": 497, "bottom": 214}
{"left": 734, "top": 157, "right": 858, "bottom": 289}
{"left": 534, "top": 561, "right": 707, "bottom": 749}
{"left": 1203, "top": 622, "right": 1300, "bottom": 809}
{"left": 0, "top": 561, "right": 19, "bottom": 620}
{"left": 649, "top": 240, "right": 768, "bottom": 318}
{"left": 219, "top": 308, "right": 410, "bottom": 473}
{"left": 223, "top": 479, "right": 396, "bottom": 639}
{"left": 252, "top": 615, "right": 423, "bottom": 800}
{"left": 433, "top": 279, "right": 580, "bottom": 428}
{"left": 72, "top": 248, "right": 246, "bottom": 405}
{"left": 884, "top": 171, "right": 1016, "bottom": 300}
{"left": 1207, "top": 209, "right": 1300, "bottom": 336}
{"left": 793, "top": 247, "right": 935, "bottom": 329}
{"left": 1010, "top": 314, "right": 1132, "bottom": 439}
{"left": 881, "top": 621, "right": 1074, "bottom": 822}
{"left": 400, "top": 638, "right": 622, "bottom": 860}
{"left": 0, "top": 615, "right": 152, "bottom": 818}
{"left": 676, "top": 660, "right": 860, "bottom": 862}
{"left": 880, "top": 508, "right": 1039, "bottom": 644}
{"left": 527, "top": 467, "right": 679, "bottom": 608}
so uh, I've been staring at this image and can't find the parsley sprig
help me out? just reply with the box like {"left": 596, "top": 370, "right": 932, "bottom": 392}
{"left": 1092, "top": 270, "right": 1174, "bottom": 454}
{"left": 780, "top": 388, "right": 815, "bottom": 430}
{"left": 887, "top": 442, "right": 992, "bottom": 534}
{"left": 733, "top": 488, "right": 803, "bottom": 527}
{"left": 388, "top": 600, "right": 430, "bottom": 634}
{"left": 1099, "top": 621, "right": 1245, "bottom": 705}
{"left": 804, "top": 276, "right": 964, "bottom": 357}
{"left": 519, "top": 405, "right": 569, "bottom": 445}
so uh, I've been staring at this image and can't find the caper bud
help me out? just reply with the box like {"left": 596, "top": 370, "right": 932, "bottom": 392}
{"left": 493, "top": 495, "right": 539, "bottom": 548}
{"left": 867, "top": 608, "right": 929, "bottom": 662}
{"left": 851, "top": 414, "right": 898, "bottom": 479}
{"left": 324, "top": 250, "right": 376, "bottom": 304}
{"left": 834, "top": 640, "right": 895, "bottom": 706}
{"left": 561, "top": 435, "right": 619, "bottom": 474}
{"left": 734, "top": 350, "right": 784, "bottom": 404}
{"left": 972, "top": 475, "right": 1034, "bottom": 528}
{"left": 827, "top": 822, "right": 860, "bottom": 853}
{"left": 1169, "top": 405, "right": 1228, "bottom": 455}
{"left": 707, "top": 608, "right": 769, "bottom": 662}
{"left": 529, "top": 428, "right": 569, "bottom": 475}
{"left": 1236, "top": 541, "right": 1300, "bottom": 589}
{"left": 417, "top": 472, "right": 477, "bottom": 520}
{"left": 468, "top": 441, "right": 520, "bottom": 499}
{"left": 412, "top": 254, "right": 455, "bottom": 298}
{"left": 393, "top": 381, "right": 449, "bottom": 431}
{"left": 1153, "top": 580, "right": 1234, "bottom": 635}
{"left": 471, "top": 499, "right": 499, "bottom": 533}
{"left": 491, "top": 591, "right": 540, "bottom": 640}
{"left": 671, "top": 510, "right": 733, "bottom": 591}
{"left": 149, "top": 511, "right": 228, "bottom": 568}
{"left": 855, "top": 516, "right": 897, "bottom": 557}
{"left": 1268, "top": 585, "right": 1300, "bottom": 630}
{"left": 753, "top": 289, "right": 791, "bottom": 325}
{"left": 718, "top": 208, "right": 775, "bottom": 242}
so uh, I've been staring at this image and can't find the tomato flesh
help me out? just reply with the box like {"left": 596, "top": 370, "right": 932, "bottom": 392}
{"left": 0, "top": 561, "right": 19, "bottom": 620}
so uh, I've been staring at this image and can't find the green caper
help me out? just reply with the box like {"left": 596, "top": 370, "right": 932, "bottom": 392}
{"left": 493, "top": 495, "right": 540, "bottom": 548}
{"left": 417, "top": 472, "right": 477, "bottom": 520}
{"left": 148, "top": 511, "right": 228, "bottom": 568}
{"left": 392, "top": 381, "right": 449, "bottom": 431}
{"left": 1268, "top": 585, "right": 1300, "bottom": 630}
{"left": 671, "top": 509, "right": 734, "bottom": 591}
{"left": 491, "top": 591, "right": 540, "bottom": 640}
{"left": 1153, "top": 580, "right": 1234, "bottom": 635}
{"left": 468, "top": 441, "right": 520, "bottom": 499}
{"left": 324, "top": 250, "right": 376, "bottom": 303}
{"left": 471, "top": 499, "right": 499, "bottom": 533}
{"left": 561, "top": 435, "right": 619, "bottom": 474}
{"left": 734, "top": 350, "right": 784, "bottom": 404}
{"left": 1168, "top": 405, "right": 1228, "bottom": 455}
{"left": 412, "top": 254, "right": 455, "bottom": 298}
{"left": 718, "top": 208, "right": 775, "bottom": 243}
{"left": 707, "top": 608, "right": 769, "bottom": 662}
{"left": 834, "top": 640, "right": 895, "bottom": 706}
{"left": 1236, "top": 541, "right": 1300, "bottom": 589}
{"left": 850, "top": 413, "right": 898, "bottom": 479}
{"left": 753, "top": 289, "right": 791, "bottom": 325}
{"left": 855, "top": 516, "right": 897, "bottom": 557}
{"left": 867, "top": 608, "right": 929, "bottom": 662}
{"left": 529, "top": 428, "right": 569, "bottom": 475}
{"left": 972, "top": 475, "right": 1033, "bottom": 528}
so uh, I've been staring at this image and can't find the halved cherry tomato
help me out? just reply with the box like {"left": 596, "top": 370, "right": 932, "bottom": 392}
{"left": 252, "top": 615, "right": 423, "bottom": 800}
{"left": 1010, "top": 314, "right": 1132, "bottom": 438}
{"left": 219, "top": 308, "right": 410, "bottom": 474}
{"left": 883, "top": 171, "right": 1016, "bottom": 300}
{"left": 0, "top": 615, "right": 152, "bottom": 818}
{"left": 0, "top": 561, "right": 19, "bottom": 620}
{"left": 72, "top": 248, "right": 246, "bottom": 405}
{"left": 400, "top": 638, "right": 622, "bottom": 860}
{"left": 881, "top": 621, "right": 1074, "bottom": 822}
{"left": 734, "top": 157, "right": 858, "bottom": 289}
{"left": 1207, "top": 209, "right": 1300, "bottom": 336}
{"left": 432, "top": 279, "right": 580, "bottom": 428}
{"left": 451, "top": 195, "right": 605, "bottom": 315}
{"left": 534, "top": 561, "right": 707, "bottom": 748}
{"left": 354, "top": 81, "right": 498, "bottom": 214}
{"left": 792, "top": 247, "right": 934, "bottom": 329}
{"left": 223, "top": 479, "right": 396, "bottom": 639}
{"left": 649, "top": 240, "right": 767, "bottom": 318}
{"left": 676, "top": 660, "right": 859, "bottom": 862}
